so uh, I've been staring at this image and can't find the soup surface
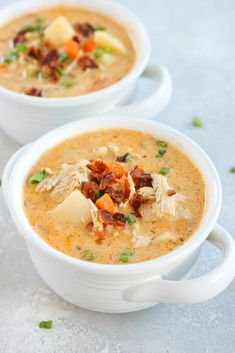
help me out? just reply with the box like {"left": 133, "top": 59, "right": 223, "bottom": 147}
{"left": 23, "top": 129, "right": 206, "bottom": 264}
{"left": 0, "top": 6, "right": 135, "bottom": 97}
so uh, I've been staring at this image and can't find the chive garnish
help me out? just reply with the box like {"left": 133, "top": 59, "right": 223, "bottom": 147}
{"left": 95, "top": 25, "right": 106, "bottom": 31}
{"left": 125, "top": 214, "right": 136, "bottom": 225}
{"left": 119, "top": 251, "right": 133, "bottom": 263}
{"left": 159, "top": 167, "right": 170, "bottom": 176}
{"left": 192, "top": 116, "right": 203, "bottom": 128}
{"left": 95, "top": 190, "right": 105, "bottom": 201}
{"left": 58, "top": 53, "right": 69, "bottom": 62}
{"left": 3, "top": 51, "right": 18, "bottom": 63}
{"left": 55, "top": 66, "right": 64, "bottom": 76}
{"left": 156, "top": 140, "right": 167, "bottom": 148}
{"left": 39, "top": 320, "right": 53, "bottom": 329}
{"left": 230, "top": 166, "right": 235, "bottom": 173}
{"left": 155, "top": 148, "right": 166, "bottom": 158}
{"left": 82, "top": 250, "right": 94, "bottom": 261}
{"left": 62, "top": 79, "right": 75, "bottom": 88}
{"left": 29, "top": 169, "right": 46, "bottom": 184}
{"left": 16, "top": 42, "right": 27, "bottom": 53}
{"left": 93, "top": 47, "right": 111, "bottom": 58}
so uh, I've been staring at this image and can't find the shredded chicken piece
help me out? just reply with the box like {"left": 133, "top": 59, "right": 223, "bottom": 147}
{"left": 36, "top": 160, "right": 89, "bottom": 203}
{"left": 107, "top": 143, "right": 119, "bottom": 155}
{"left": 88, "top": 200, "right": 103, "bottom": 231}
{"left": 155, "top": 232, "right": 177, "bottom": 242}
{"left": 138, "top": 186, "right": 155, "bottom": 199}
{"left": 133, "top": 225, "right": 151, "bottom": 248}
{"left": 120, "top": 173, "right": 136, "bottom": 208}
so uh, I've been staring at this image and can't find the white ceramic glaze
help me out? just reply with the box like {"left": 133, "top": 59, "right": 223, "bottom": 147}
{"left": 2, "top": 116, "right": 235, "bottom": 313}
{"left": 0, "top": 0, "right": 172, "bottom": 145}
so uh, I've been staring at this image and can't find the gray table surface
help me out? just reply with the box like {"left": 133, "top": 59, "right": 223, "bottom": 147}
{"left": 0, "top": 0, "right": 235, "bottom": 352}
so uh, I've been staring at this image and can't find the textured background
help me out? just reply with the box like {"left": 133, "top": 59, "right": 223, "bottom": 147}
{"left": 0, "top": 0, "right": 235, "bottom": 352}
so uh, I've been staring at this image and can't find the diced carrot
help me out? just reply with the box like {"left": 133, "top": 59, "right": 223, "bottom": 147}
{"left": 93, "top": 228, "right": 105, "bottom": 244}
{"left": 63, "top": 39, "right": 80, "bottom": 58}
{"left": 95, "top": 193, "right": 115, "bottom": 214}
{"left": 106, "top": 162, "right": 128, "bottom": 179}
{"left": 83, "top": 38, "right": 96, "bottom": 52}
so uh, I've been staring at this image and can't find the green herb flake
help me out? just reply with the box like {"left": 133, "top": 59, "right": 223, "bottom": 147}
{"left": 39, "top": 320, "right": 53, "bottom": 329}
{"left": 230, "top": 166, "right": 235, "bottom": 173}
{"left": 16, "top": 42, "right": 27, "bottom": 53}
{"left": 155, "top": 148, "right": 166, "bottom": 158}
{"left": 95, "top": 25, "right": 106, "bottom": 31}
{"left": 55, "top": 66, "right": 64, "bottom": 76}
{"left": 93, "top": 47, "right": 112, "bottom": 58}
{"left": 35, "top": 17, "right": 46, "bottom": 25}
{"left": 29, "top": 169, "right": 46, "bottom": 184}
{"left": 124, "top": 153, "right": 131, "bottom": 162}
{"left": 192, "top": 116, "right": 203, "bottom": 128}
{"left": 119, "top": 251, "right": 133, "bottom": 263}
{"left": 82, "top": 250, "right": 94, "bottom": 261}
{"left": 125, "top": 214, "right": 136, "bottom": 225}
{"left": 159, "top": 167, "right": 170, "bottom": 176}
{"left": 95, "top": 190, "right": 105, "bottom": 201}
{"left": 156, "top": 140, "right": 167, "bottom": 148}
{"left": 3, "top": 51, "right": 18, "bottom": 63}
{"left": 58, "top": 53, "right": 69, "bottom": 62}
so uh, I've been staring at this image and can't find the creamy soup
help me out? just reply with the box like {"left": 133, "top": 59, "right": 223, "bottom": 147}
{"left": 23, "top": 129, "right": 206, "bottom": 264}
{"left": 0, "top": 6, "right": 135, "bottom": 97}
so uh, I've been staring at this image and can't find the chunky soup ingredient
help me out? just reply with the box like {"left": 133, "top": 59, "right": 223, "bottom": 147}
{"left": 24, "top": 129, "right": 205, "bottom": 264}
{"left": 39, "top": 320, "right": 53, "bottom": 329}
{"left": 192, "top": 116, "right": 203, "bottom": 128}
{"left": 230, "top": 166, "right": 235, "bottom": 173}
{"left": 0, "top": 7, "right": 135, "bottom": 97}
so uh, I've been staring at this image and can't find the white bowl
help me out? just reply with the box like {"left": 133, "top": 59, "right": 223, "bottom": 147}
{"left": 2, "top": 116, "right": 235, "bottom": 313}
{"left": 0, "top": 0, "right": 172, "bottom": 145}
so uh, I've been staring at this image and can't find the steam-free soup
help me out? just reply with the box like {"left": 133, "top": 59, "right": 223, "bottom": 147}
{"left": 23, "top": 129, "right": 206, "bottom": 264}
{"left": 0, "top": 6, "right": 135, "bottom": 97}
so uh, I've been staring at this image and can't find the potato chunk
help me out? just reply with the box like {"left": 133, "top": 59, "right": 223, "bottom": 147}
{"left": 50, "top": 190, "right": 92, "bottom": 223}
{"left": 44, "top": 16, "right": 75, "bottom": 48}
{"left": 94, "top": 31, "right": 127, "bottom": 54}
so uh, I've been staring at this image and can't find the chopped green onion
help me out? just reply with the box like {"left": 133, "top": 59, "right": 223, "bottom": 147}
{"left": 58, "top": 53, "right": 69, "bottom": 62}
{"left": 16, "top": 42, "right": 27, "bottom": 53}
{"left": 39, "top": 320, "right": 53, "bottom": 329}
{"left": 3, "top": 51, "right": 18, "bottom": 63}
{"left": 119, "top": 251, "right": 133, "bottom": 263}
{"left": 35, "top": 17, "right": 46, "bottom": 25}
{"left": 62, "top": 79, "right": 75, "bottom": 88}
{"left": 192, "top": 116, "right": 203, "bottom": 128}
{"left": 55, "top": 66, "right": 64, "bottom": 76}
{"left": 155, "top": 148, "right": 166, "bottom": 158}
{"left": 124, "top": 153, "right": 131, "bottom": 162}
{"left": 93, "top": 47, "right": 112, "bottom": 58}
{"left": 125, "top": 214, "right": 136, "bottom": 225}
{"left": 230, "top": 166, "right": 235, "bottom": 173}
{"left": 21, "top": 25, "right": 43, "bottom": 32}
{"left": 95, "top": 190, "right": 105, "bottom": 201}
{"left": 29, "top": 169, "right": 46, "bottom": 184}
{"left": 156, "top": 140, "right": 167, "bottom": 148}
{"left": 159, "top": 167, "right": 170, "bottom": 176}
{"left": 95, "top": 25, "right": 106, "bottom": 31}
{"left": 82, "top": 250, "right": 94, "bottom": 261}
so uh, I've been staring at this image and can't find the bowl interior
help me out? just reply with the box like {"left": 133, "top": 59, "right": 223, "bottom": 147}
{"left": 7, "top": 116, "right": 222, "bottom": 272}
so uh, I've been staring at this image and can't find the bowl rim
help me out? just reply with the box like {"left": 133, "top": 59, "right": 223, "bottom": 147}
{"left": 7, "top": 116, "right": 222, "bottom": 273}
{"left": 0, "top": 0, "right": 150, "bottom": 106}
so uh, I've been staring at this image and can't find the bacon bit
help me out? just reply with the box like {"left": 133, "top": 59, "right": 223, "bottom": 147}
{"left": 28, "top": 47, "right": 42, "bottom": 61}
{"left": 13, "top": 29, "right": 27, "bottom": 45}
{"left": 72, "top": 35, "right": 80, "bottom": 43}
{"left": 98, "top": 209, "right": 114, "bottom": 225}
{"left": 106, "top": 162, "right": 128, "bottom": 179}
{"left": 100, "top": 173, "right": 116, "bottom": 189}
{"left": 167, "top": 189, "right": 176, "bottom": 197}
{"left": 24, "top": 87, "right": 42, "bottom": 97}
{"left": 87, "top": 160, "right": 107, "bottom": 174}
{"left": 86, "top": 222, "right": 94, "bottom": 231}
{"left": 116, "top": 153, "right": 129, "bottom": 163}
{"left": 74, "top": 22, "right": 95, "bottom": 37}
{"left": 124, "top": 177, "right": 131, "bottom": 198}
{"left": 106, "top": 179, "right": 126, "bottom": 203}
{"left": 78, "top": 55, "right": 98, "bottom": 71}
{"left": 113, "top": 212, "right": 126, "bottom": 227}
{"left": 93, "top": 228, "right": 105, "bottom": 244}
{"left": 129, "top": 193, "right": 144, "bottom": 217}
{"left": 130, "top": 167, "right": 152, "bottom": 189}
{"left": 81, "top": 181, "right": 99, "bottom": 201}
{"left": 41, "top": 49, "right": 58, "bottom": 67}
{"left": 48, "top": 70, "right": 60, "bottom": 83}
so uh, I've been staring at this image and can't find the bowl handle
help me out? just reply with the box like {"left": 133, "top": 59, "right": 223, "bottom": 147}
{"left": 109, "top": 63, "right": 172, "bottom": 119}
{"left": 124, "top": 224, "right": 235, "bottom": 304}
{"left": 2, "top": 144, "right": 30, "bottom": 207}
